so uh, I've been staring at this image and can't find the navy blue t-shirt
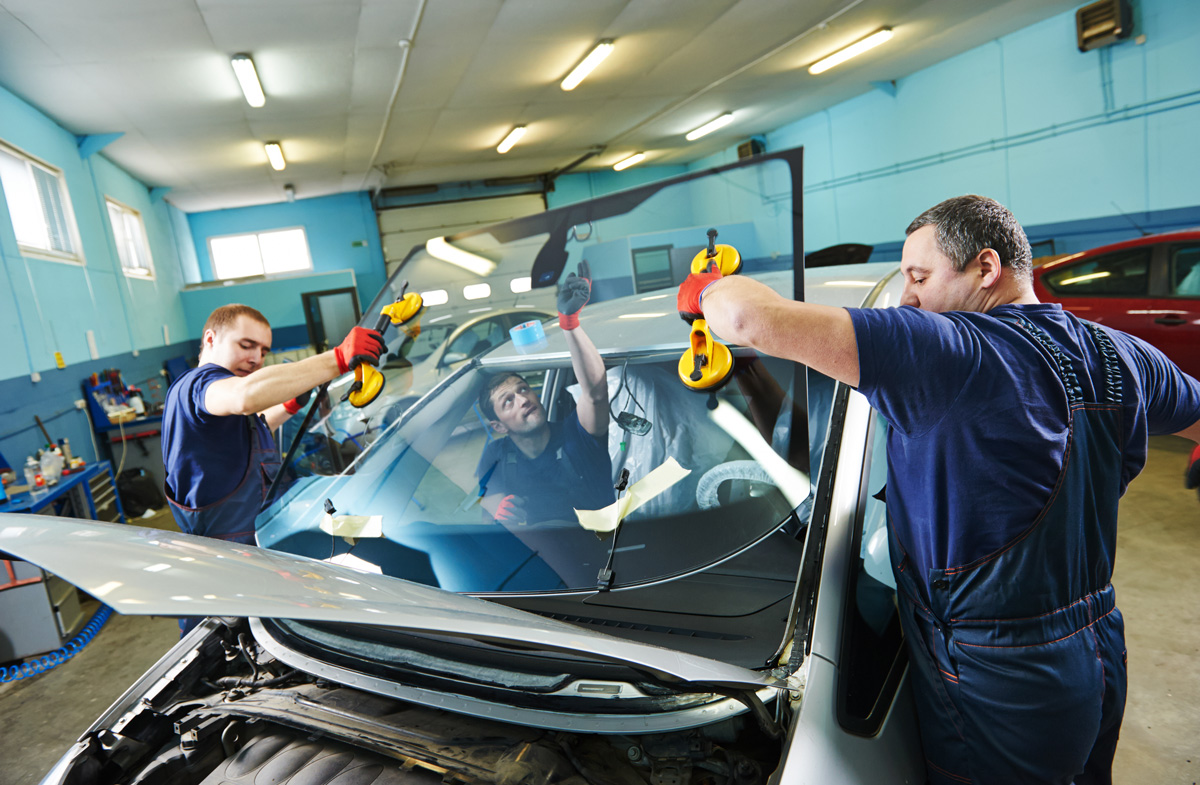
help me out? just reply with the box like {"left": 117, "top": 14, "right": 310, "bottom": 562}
{"left": 849, "top": 303, "right": 1200, "bottom": 580}
{"left": 475, "top": 410, "right": 614, "bottom": 524}
{"left": 163, "top": 364, "right": 254, "bottom": 508}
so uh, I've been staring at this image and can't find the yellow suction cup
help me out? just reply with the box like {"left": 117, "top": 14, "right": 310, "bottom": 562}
{"left": 344, "top": 289, "right": 424, "bottom": 409}
{"left": 690, "top": 244, "right": 741, "bottom": 276}
{"left": 347, "top": 364, "right": 385, "bottom": 408}
{"left": 678, "top": 319, "right": 734, "bottom": 392}
{"left": 382, "top": 291, "right": 423, "bottom": 325}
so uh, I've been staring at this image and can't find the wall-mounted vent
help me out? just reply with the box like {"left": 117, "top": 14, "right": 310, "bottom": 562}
{"left": 1076, "top": 0, "right": 1133, "bottom": 52}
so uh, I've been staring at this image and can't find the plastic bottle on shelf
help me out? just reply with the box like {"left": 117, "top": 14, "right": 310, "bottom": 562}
{"left": 40, "top": 447, "right": 64, "bottom": 486}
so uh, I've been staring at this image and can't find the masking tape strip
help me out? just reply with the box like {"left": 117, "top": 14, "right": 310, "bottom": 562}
{"left": 575, "top": 457, "right": 691, "bottom": 535}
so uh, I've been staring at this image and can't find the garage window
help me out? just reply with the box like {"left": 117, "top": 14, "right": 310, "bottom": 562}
{"left": 631, "top": 245, "right": 674, "bottom": 293}
{"left": 0, "top": 140, "right": 83, "bottom": 263}
{"left": 106, "top": 198, "right": 154, "bottom": 278}
{"left": 209, "top": 227, "right": 312, "bottom": 280}
{"left": 1043, "top": 248, "right": 1149, "bottom": 296}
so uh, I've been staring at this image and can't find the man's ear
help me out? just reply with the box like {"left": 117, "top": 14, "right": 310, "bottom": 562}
{"left": 489, "top": 419, "right": 508, "bottom": 435}
{"left": 976, "top": 248, "right": 1002, "bottom": 289}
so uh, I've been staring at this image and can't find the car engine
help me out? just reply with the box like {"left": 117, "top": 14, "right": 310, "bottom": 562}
{"left": 49, "top": 619, "right": 784, "bottom": 785}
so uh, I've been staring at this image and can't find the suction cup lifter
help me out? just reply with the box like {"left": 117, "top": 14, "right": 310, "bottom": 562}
{"left": 345, "top": 282, "right": 425, "bottom": 408}
{"left": 678, "top": 229, "right": 740, "bottom": 392}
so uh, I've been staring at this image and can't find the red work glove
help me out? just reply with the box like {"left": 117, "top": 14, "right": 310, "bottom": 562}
{"left": 557, "top": 261, "right": 592, "bottom": 331}
{"left": 283, "top": 387, "right": 312, "bottom": 415}
{"left": 677, "top": 262, "right": 724, "bottom": 324}
{"left": 1187, "top": 444, "right": 1200, "bottom": 501}
{"left": 334, "top": 326, "right": 386, "bottom": 374}
{"left": 494, "top": 494, "right": 526, "bottom": 524}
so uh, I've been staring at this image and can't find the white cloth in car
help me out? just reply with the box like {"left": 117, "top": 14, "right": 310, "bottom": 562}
{"left": 567, "top": 365, "right": 735, "bottom": 519}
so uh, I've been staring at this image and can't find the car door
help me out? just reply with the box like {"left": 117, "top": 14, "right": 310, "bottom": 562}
{"left": 1040, "top": 246, "right": 1153, "bottom": 338}
{"left": 1149, "top": 241, "right": 1200, "bottom": 378}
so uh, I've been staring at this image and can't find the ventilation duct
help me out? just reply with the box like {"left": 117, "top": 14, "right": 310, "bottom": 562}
{"left": 1076, "top": 0, "right": 1133, "bottom": 52}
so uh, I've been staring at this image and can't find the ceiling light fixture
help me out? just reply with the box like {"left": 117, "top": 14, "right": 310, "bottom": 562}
{"left": 497, "top": 126, "right": 526, "bottom": 154}
{"left": 264, "top": 142, "right": 286, "bottom": 171}
{"left": 230, "top": 53, "right": 266, "bottom": 107}
{"left": 426, "top": 236, "right": 497, "bottom": 276}
{"left": 808, "top": 28, "right": 894, "bottom": 75}
{"left": 613, "top": 152, "right": 645, "bottom": 171}
{"left": 685, "top": 113, "right": 734, "bottom": 141}
{"left": 561, "top": 39, "right": 615, "bottom": 91}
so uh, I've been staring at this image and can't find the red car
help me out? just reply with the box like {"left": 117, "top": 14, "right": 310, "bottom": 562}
{"left": 1032, "top": 230, "right": 1200, "bottom": 380}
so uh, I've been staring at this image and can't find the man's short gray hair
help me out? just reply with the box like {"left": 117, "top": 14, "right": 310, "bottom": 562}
{"left": 906, "top": 195, "right": 1033, "bottom": 279}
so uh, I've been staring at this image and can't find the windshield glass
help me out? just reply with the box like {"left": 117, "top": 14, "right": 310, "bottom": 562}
{"left": 264, "top": 148, "right": 812, "bottom": 595}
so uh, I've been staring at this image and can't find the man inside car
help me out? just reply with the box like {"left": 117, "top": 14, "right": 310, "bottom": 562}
{"left": 476, "top": 262, "right": 613, "bottom": 526}
{"left": 679, "top": 195, "right": 1200, "bottom": 785}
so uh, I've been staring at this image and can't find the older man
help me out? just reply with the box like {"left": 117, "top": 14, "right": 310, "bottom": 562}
{"left": 679, "top": 195, "right": 1200, "bottom": 785}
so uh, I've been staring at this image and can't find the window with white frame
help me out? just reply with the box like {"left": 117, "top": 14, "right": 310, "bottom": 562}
{"left": 209, "top": 227, "right": 312, "bottom": 280}
{"left": 106, "top": 198, "right": 154, "bottom": 278}
{"left": 0, "top": 140, "right": 83, "bottom": 262}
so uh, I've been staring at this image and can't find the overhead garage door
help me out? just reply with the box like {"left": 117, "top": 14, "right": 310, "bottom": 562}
{"left": 379, "top": 194, "right": 546, "bottom": 279}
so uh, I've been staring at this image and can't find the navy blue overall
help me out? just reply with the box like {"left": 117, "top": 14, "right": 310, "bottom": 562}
{"left": 165, "top": 413, "right": 282, "bottom": 546}
{"left": 892, "top": 316, "right": 1127, "bottom": 785}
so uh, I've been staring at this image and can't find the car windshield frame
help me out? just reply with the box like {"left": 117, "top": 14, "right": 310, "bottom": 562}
{"left": 262, "top": 145, "right": 812, "bottom": 602}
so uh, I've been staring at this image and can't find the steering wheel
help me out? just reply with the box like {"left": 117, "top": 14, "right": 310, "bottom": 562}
{"left": 695, "top": 460, "right": 779, "bottom": 510}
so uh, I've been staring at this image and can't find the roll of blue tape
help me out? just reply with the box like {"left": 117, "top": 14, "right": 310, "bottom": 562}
{"left": 509, "top": 320, "right": 547, "bottom": 353}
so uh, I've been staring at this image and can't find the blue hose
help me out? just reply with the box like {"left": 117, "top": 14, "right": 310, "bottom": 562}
{"left": 0, "top": 604, "right": 114, "bottom": 683}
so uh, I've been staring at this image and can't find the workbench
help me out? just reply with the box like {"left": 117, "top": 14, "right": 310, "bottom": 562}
{"left": 0, "top": 461, "right": 126, "bottom": 661}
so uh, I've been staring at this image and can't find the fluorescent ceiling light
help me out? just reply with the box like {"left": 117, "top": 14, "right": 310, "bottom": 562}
{"left": 426, "top": 236, "right": 497, "bottom": 276}
{"left": 618, "top": 313, "right": 667, "bottom": 319}
{"left": 823, "top": 280, "right": 877, "bottom": 287}
{"left": 685, "top": 113, "right": 733, "bottom": 141}
{"left": 497, "top": 126, "right": 527, "bottom": 154}
{"left": 561, "top": 39, "right": 615, "bottom": 91}
{"left": 613, "top": 152, "right": 645, "bottom": 171}
{"left": 230, "top": 53, "right": 266, "bottom": 107}
{"left": 808, "top": 28, "right": 894, "bottom": 75}
{"left": 264, "top": 142, "right": 285, "bottom": 170}
{"left": 510, "top": 276, "right": 532, "bottom": 293}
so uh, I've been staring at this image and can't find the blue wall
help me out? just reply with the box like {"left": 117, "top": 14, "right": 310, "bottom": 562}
{"left": 186, "top": 192, "right": 387, "bottom": 324}
{"left": 0, "top": 83, "right": 195, "bottom": 468}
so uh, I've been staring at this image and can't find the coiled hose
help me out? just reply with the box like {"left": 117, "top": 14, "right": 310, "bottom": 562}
{"left": 0, "top": 604, "right": 113, "bottom": 683}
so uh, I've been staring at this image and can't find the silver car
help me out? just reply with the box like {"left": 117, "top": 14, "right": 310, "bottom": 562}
{"left": 0, "top": 148, "right": 926, "bottom": 784}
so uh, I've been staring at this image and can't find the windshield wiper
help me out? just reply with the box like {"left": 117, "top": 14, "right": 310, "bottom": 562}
{"left": 595, "top": 468, "right": 631, "bottom": 591}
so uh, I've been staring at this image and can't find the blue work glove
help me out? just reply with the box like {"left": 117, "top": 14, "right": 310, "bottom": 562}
{"left": 557, "top": 261, "right": 592, "bottom": 331}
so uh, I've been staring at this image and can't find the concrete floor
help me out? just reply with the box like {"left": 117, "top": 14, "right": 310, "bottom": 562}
{"left": 0, "top": 436, "right": 1197, "bottom": 785}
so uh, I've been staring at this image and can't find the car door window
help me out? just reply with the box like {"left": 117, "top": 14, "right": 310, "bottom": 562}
{"left": 1169, "top": 244, "right": 1200, "bottom": 297}
{"left": 837, "top": 411, "right": 906, "bottom": 736}
{"left": 1043, "top": 248, "right": 1150, "bottom": 296}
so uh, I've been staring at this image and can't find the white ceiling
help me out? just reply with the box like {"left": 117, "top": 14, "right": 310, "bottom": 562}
{"left": 0, "top": 0, "right": 1081, "bottom": 213}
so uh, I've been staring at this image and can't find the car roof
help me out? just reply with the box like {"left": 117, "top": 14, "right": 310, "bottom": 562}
{"left": 1036, "top": 228, "right": 1200, "bottom": 275}
{"left": 484, "top": 261, "right": 901, "bottom": 364}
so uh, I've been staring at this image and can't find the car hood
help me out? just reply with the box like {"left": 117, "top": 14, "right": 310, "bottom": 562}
{"left": 0, "top": 515, "right": 784, "bottom": 690}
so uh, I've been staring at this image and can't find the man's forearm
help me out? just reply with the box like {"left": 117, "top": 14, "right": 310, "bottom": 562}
{"left": 206, "top": 351, "right": 342, "bottom": 417}
{"left": 701, "top": 276, "right": 862, "bottom": 387}
{"left": 564, "top": 326, "right": 608, "bottom": 435}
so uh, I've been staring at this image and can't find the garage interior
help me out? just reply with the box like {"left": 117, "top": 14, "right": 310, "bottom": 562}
{"left": 0, "top": 1, "right": 1197, "bottom": 783}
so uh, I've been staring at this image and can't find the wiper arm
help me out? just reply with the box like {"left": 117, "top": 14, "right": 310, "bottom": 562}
{"left": 595, "top": 469, "right": 631, "bottom": 591}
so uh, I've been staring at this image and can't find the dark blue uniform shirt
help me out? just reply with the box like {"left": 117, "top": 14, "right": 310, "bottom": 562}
{"left": 163, "top": 364, "right": 255, "bottom": 508}
{"left": 475, "top": 410, "right": 614, "bottom": 524}
{"left": 848, "top": 302, "right": 1200, "bottom": 580}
